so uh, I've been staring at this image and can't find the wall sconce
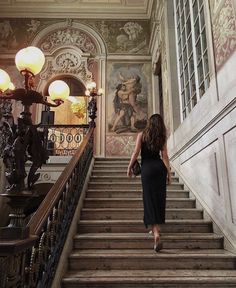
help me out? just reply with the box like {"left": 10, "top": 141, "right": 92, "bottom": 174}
{"left": 85, "top": 81, "right": 103, "bottom": 127}
{"left": 0, "top": 46, "right": 70, "bottom": 194}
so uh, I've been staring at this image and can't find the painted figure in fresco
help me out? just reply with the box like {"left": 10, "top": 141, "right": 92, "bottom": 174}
{"left": 111, "top": 83, "right": 137, "bottom": 133}
{"left": 111, "top": 74, "right": 142, "bottom": 133}
{"left": 120, "top": 74, "right": 142, "bottom": 113}
{"left": 120, "top": 22, "right": 143, "bottom": 41}
{"left": 27, "top": 19, "right": 41, "bottom": 34}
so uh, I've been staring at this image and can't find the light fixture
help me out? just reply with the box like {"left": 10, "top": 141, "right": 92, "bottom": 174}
{"left": 0, "top": 46, "right": 70, "bottom": 194}
{"left": 0, "top": 69, "right": 11, "bottom": 92}
{"left": 85, "top": 81, "right": 103, "bottom": 127}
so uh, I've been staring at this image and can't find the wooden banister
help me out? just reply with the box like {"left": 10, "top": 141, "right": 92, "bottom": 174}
{"left": 0, "top": 126, "right": 94, "bottom": 288}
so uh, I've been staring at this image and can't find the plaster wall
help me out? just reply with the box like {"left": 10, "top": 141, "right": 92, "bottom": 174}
{"left": 168, "top": 0, "right": 236, "bottom": 248}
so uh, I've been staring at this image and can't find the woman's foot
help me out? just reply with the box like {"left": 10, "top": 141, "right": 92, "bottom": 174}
{"left": 153, "top": 231, "right": 163, "bottom": 252}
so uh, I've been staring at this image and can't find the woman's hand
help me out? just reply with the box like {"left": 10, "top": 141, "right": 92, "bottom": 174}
{"left": 127, "top": 166, "right": 133, "bottom": 177}
{"left": 167, "top": 173, "right": 172, "bottom": 185}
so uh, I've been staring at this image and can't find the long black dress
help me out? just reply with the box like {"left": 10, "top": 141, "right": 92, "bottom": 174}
{"left": 141, "top": 141, "right": 167, "bottom": 228}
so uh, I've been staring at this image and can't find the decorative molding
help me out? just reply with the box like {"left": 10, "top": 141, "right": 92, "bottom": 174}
{"left": 223, "top": 125, "right": 236, "bottom": 224}
{"left": 1, "top": 0, "right": 153, "bottom": 19}
{"left": 170, "top": 97, "right": 236, "bottom": 161}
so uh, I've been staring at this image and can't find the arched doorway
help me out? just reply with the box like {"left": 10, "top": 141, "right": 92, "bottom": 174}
{"left": 43, "top": 76, "right": 88, "bottom": 125}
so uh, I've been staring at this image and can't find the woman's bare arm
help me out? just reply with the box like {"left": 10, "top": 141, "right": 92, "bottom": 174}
{"left": 127, "top": 132, "right": 142, "bottom": 177}
{"left": 161, "top": 143, "right": 172, "bottom": 185}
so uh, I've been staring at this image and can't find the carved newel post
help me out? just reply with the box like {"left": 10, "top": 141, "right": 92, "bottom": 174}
{"left": 0, "top": 46, "right": 69, "bottom": 240}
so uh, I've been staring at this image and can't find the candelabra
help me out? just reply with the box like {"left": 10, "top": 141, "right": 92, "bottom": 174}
{"left": 85, "top": 81, "right": 103, "bottom": 127}
{"left": 0, "top": 46, "right": 70, "bottom": 239}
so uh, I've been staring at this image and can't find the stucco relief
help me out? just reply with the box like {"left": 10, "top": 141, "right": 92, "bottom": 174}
{"left": 106, "top": 135, "right": 136, "bottom": 157}
{"left": 40, "top": 50, "right": 92, "bottom": 84}
{"left": 39, "top": 28, "right": 97, "bottom": 53}
{"left": 210, "top": 0, "right": 236, "bottom": 70}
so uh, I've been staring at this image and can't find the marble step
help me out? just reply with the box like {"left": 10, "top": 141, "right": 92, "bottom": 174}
{"left": 74, "top": 233, "right": 223, "bottom": 249}
{"left": 81, "top": 208, "right": 203, "bottom": 220}
{"left": 68, "top": 249, "right": 236, "bottom": 270}
{"left": 62, "top": 269, "right": 236, "bottom": 288}
{"left": 86, "top": 189, "right": 189, "bottom": 198}
{"left": 78, "top": 220, "right": 212, "bottom": 233}
{"left": 89, "top": 175, "right": 179, "bottom": 183}
{"left": 88, "top": 182, "right": 184, "bottom": 190}
{"left": 83, "top": 198, "right": 195, "bottom": 209}
{"left": 92, "top": 166, "right": 175, "bottom": 177}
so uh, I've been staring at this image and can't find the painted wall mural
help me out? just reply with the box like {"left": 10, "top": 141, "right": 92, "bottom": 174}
{"left": 106, "top": 62, "right": 151, "bottom": 157}
{"left": 209, "top": 0, "right": 236, "bottom": 70}
{"left": 0, "top": 18, "right": 150, "bottom": 54}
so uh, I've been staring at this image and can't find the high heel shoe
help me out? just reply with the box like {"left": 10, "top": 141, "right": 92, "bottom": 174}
{"left": 154, "top": 242, "right": 163, "bottom": 252}
{"left": 154, "top": 234, "right": 163, "bottom": 252}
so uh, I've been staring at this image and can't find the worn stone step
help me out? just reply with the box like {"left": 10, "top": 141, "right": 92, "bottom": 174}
{"left": 68, "top": 249, "right": 236, "bottom": 270}
{"left": 86, "top": 189, "right": 189, "bottom": 198}
{"left": 92, "top": 169, "right": 175, "bottom": 175}
{"left": 62, "top": 269, "right": 236, "bottom": 288}
{"left": 78, "top": 220, "right": 212, "bottom": 233}
{"left": 74, "top": 233, "right": 223, "bottom": 249}
{"left": 88, "top": 182, "right": 184, "bottom": 190}
{"left": 81, "top": 208, "right": 202, "bottom": 220}
{"left": 95, "top": 158, "right": 130, "bottom": 161}
{"left": 90, "top": 176, "right": 179, "bottom": 183}
{"left": 83, "top": 198, "right": 195, "bottom": 209}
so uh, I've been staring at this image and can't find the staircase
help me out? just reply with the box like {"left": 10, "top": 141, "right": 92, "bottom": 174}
{"left": 62, "top": 158, "right": 236, "bottom": 287}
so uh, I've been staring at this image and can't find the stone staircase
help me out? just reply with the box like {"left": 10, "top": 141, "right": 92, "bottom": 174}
{"left": 62, "top": 158, "right": 236, "bottom": 287}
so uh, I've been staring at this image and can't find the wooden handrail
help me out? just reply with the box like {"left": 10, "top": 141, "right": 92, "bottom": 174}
{"left": 28, "top": 127, "right": 94, "bottom": 235}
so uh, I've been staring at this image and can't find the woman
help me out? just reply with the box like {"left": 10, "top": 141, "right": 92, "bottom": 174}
{"left": 127, "top": 114, "right": 171, "bottom": 252}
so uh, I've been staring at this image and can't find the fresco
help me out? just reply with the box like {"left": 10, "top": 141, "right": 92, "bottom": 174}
{"left": 0, "top": 18, "right": 150, "bottom": 54}
{"left": 107, "top": 62, "right": 150, "bottom": 135}
{"left": 209, "top": 0, "right": 236, "bottom": 70}
{"left": 106, "top": 135, "right": 137, "bottom": 157}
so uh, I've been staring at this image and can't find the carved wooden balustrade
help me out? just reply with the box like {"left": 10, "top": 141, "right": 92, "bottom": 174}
{"left": 0, "top": 127, "right": 94, "bottom": 288}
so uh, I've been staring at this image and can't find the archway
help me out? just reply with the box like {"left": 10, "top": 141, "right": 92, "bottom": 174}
{"left": 30, "top": 20, "right": 107, "bottom": 156}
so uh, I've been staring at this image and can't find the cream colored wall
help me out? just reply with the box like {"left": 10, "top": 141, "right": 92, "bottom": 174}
{"left": 162, "top": 0, "right": 236, "bottom": 249}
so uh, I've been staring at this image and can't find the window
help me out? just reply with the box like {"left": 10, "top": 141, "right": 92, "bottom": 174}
{"left": 174, "top": 0, "right": 210, "bottom": 119}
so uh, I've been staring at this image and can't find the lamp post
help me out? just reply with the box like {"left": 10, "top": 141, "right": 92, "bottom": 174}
{"left": 85, "top": 81, "right": 103, "bottom": 128}
{"left": 0, "top": 46, "right": 69, "bottom": 239}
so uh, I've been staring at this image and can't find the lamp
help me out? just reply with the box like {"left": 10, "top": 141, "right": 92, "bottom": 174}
{"left": 85, "top": 81, "right": 103, "bottom": 127}
{"left": 0, "top": 46, "right": 70, "bottom": 194}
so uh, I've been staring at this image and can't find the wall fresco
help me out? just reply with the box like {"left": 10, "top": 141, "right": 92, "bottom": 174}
{"left": 0, "top": 18, "right": 150, "bottom": 54}
{"left": 107, "top": 62, "right": 150, "bottom": 135}
{"left": 106, "top": 134, "right": 137, "bottom": 157}
{"left": 209, "top": 0, "right": 236, "bottom": 70}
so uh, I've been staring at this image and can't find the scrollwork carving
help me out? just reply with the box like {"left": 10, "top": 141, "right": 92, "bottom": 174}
{"left": 40, "top": 28, "right": 97, "bottom": 54}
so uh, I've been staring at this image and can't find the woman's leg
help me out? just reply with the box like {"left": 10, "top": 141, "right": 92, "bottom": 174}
{"left": 152, "top": 224, "right": 163, "bottom": 252}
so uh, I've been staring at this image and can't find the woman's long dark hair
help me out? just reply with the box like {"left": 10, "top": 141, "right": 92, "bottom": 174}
{"left": 142, "top": 114, "right": 167, "bottom": 153}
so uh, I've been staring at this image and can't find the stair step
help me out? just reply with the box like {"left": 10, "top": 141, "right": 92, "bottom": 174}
{"left": 78, "top": 220, "right": 212, "bottom": 233}
{"left": 74, "top": 233, "right": 223, "bottom": 249}
{"left": 83, "top": 198, "right": 195, "bottom": 208}
{"left": 81, "top": 208, "right": 202, "bottom": 220}
{"left": 92, "top": 169, "right": 175, "bottom": 175}
{"left": 90, "top": 176, "right": 179, "bottom": 183}
{"left": 62, "top": 269, "right": 236, "bottom": 288}
{"left": 88, "top": 182, "right": 183, "bottom": 190}
{"left": 69, "top": 249, "right": 236, "bottom": 270}
{"left": 86, "top": 189, "right": 189, "bottom": 198}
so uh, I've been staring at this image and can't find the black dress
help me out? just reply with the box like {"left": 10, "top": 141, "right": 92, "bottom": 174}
{"left": 141, "top": 141, "right": 167, "bottom": 227}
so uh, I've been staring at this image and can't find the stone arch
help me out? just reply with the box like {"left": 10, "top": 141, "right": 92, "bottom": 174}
{"left": 30, "top": 20, "right": 106, "bottom": 156}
